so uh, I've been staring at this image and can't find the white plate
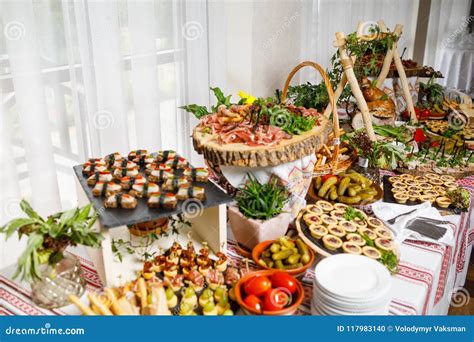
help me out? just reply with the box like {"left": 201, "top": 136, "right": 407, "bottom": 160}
{"left": 312, "top": 293, "right": 390, "bottom": 314}
{"left": 314, "top": 254, "right": 391, "bottom": 300}
{"left": 313, "top": 279, "right": 392, "bottom": 306}
{"left": 313, "top": 298, "right": 389, "bottom": 316}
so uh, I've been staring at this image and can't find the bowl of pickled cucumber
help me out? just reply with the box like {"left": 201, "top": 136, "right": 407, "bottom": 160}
{"left": 252, "top": 236, "right": 315, "bottom": 277}
{"left": 308, "top": 170, "right": 383, "bottom": 205}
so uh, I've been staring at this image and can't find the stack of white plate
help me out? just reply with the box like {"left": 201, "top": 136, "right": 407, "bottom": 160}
{"left": 312, "top": 254, "right": 392, "bottom": 315}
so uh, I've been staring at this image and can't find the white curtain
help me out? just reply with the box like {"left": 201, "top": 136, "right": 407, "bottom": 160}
{"left": 0, "top": 0, "right": 212, "bottom": 267}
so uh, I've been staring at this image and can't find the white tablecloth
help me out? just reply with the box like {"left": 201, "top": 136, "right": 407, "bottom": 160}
{"left": 437, "top": 47, "right": 473, "bottom": 97}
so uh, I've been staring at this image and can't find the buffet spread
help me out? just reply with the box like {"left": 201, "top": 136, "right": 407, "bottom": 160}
{"left": 1, "top": 20, "right": 473, "bottom": 317}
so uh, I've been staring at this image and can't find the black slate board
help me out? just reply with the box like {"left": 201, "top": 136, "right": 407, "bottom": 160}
{"left": 382, "top": 175, "right": 465, "bottom": 213}
{"left": 298, "top": 215, "right": 340, "bottom": 256}
{"left": 73, "top": 163, "right": 233, "bottom": 229}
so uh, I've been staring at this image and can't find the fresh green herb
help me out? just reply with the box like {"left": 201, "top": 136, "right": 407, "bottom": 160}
{"left": 418, "top": 75, "right": 444, "bottom": 107}
{"left": 343, "top": 206, "right": 366, "bottom": 222}
{"left": 447, "top": 188, "right": 470, "bottom": 210}
{"left": 287, "top": 82, "right": 329, "bottom": 112}
{"left": 236, "top": 174, "right": 289, "bottom": 220}
{"left": 0, "top": 200, "right": 102, "bottom": 281}
{"left": 210, "top": 87, "right": 232, "bottom": 112}
{"left": 373, "top": 124, "right": 412, "bottom": 143}
{"left": 179, "top": 104, "right": 209, "bottom": 119}
{"left": 361, "top": 233, "right": 398, "bottom": 274}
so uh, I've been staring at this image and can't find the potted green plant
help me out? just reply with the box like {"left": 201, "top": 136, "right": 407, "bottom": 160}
{"left": 0, "top": 200, "right": 103, "bottom": 308}
{"left": 228, "top": 174, "right": 291, "bottom": 250}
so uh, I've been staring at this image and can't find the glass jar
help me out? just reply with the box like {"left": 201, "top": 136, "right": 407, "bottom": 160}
{"left": 31, "top": 253, "right": 86, "bottom": 309}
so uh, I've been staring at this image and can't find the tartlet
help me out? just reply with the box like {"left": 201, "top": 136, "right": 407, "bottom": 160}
{"left": 388, "top": 176, "right": 400, "bottom": 184}
{"left": 321, "top": 214, "right": 338, "bottom": 226}
{"left": 428, "top": 178, "right": 444, "bottom": 186}
{"left": 440, "top": 175, "right": 455, "bottom": 183}
{"left": 362, "top": 246, "right": 381, "bottom": 259}
{"left": 303, "top": 213, "right": 323, "bottom": 226}
{"left": 306, "top": 204, "right": 323, "bottom": 215}
{"left": 443, "top": 181, "right": 458, "bottom": 191}
{"left": 353, "top": 217, "right": 367, "bottom": 229}
{"left": 393, "top": 192, "right": 409, "bottom": 204}
{"left": 342, "top": 242, "right": 362, "bottom": 255}
{"left": 316, "top": 200, "right": 334, "bottom": 212}
{"left": 392, "top": 182, "right": 407, "bottom": 189}
{"left": 327, "top": 225, "right": 346, "bottom": 238}
{"left": 425, "top": 173, "right": 440, "bottom": 180}
{"left": 414, "top": 176, "right": 427, "bottom": 183}
{"left": 419, "top": 194, "right": 435, "bottom": 204}
{"left": 330, "top": 210, "right": 345, "bottom": 220}
{"left": 417, "top": 182, "right": 432, "bottom": 190}
{"left": 333, "top": 203, "right": 348, "bottom": 212}
{"left": 407, "top": 190, "right": 420, "bottom": 202}
{"left": 407, "top": 185, "right": 422, "bottom": 193}
{"left": 391, "top": 187, "right": 406, "bottom": 194}
{"left": 346, "top": 233, "right": 366, "bottom": 246}
{"left": 309, "top": 224, "right": 328, "bottom": 239}
{"left": 367, "top": 217, "right": 384, "bottom": 230}
{"left": 399, "top": 174, "right": 414, "bottom": 181}
{"left": 433, "top": 186, "right": 446, "bottom": 196}
{"left": 375, "top": 227, "right": 392, "bottom": 239}
{"left": 374, "top": 238, "right": 393, "bottom": 251}
{"left": 358, "top": 227, "right": 377, "bottom": 240}
{"left": 322, "top": 235, "right": 343, "bottom": 251}
{"left": 436, "top": 196, "right": 452, "bottom": 208}
{"left": 423, "top": 189, "right": 439, "bottom": 197}
{"left": 339, "top": 220, "right": 358, "bottom": 233}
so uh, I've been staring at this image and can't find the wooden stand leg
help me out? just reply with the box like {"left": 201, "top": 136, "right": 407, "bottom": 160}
{"left": 376, "top": 24, "right": 403, "bottom": 87}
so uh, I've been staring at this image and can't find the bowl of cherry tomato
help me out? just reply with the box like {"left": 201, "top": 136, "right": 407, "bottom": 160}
{"left": 235, "top": 270, "right": 304, "bottom": 315}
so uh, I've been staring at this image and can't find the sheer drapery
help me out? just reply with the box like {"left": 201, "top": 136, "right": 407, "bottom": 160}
{"left": 0, "top": 0, "right": 212, "bottom": 266}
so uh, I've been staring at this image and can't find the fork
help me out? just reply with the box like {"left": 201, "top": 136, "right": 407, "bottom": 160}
{"left": 387, "top": 208, "right": 417, "bottom": 225}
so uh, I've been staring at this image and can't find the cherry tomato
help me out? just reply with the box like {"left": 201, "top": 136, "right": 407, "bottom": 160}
{"left": 243, "top": 294, "right": 262, "bottom": 312}
{"left": 244, "top": 276, "right": 272, "bottom": 297}
{"left": 262, "top": 288, "right": 290, "bottom": 311}
{"left": 420, "top": 109, "right": 431, "bottom": 119}
{"left": 271, "top": 272, "right": 298, "bottom": 294}
{"left": 321, "top": 174, "right": 338, "bottom": 183}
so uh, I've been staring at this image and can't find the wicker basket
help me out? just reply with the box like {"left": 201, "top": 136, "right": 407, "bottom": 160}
{"left": 281, "top": 61, "right": 353, "bottom": 176}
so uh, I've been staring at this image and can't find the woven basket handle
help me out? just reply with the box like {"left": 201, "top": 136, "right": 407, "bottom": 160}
{"left": 280, "top": 61, "right": 340, "bottom": 169}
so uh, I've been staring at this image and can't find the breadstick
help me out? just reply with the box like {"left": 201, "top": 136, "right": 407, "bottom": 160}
{"left": 87, "top": 293, "right": 113, "bottom": 315}
{"left": 137, "top": 277, "right": 148, "bottom": 314}
{"left": 69, "top": 294, "right": 96, "bottom": 316}
{"left": 315, "top": 155, "right": 323, "bottom": 167}
{"left": 105, "top": 288, "right": 126, "bottom": 315}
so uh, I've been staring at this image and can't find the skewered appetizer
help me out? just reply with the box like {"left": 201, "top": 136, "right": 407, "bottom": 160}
{"left": 87, "top": 171, "right": 113, "bottom": 186}
{"left": 132, "top": 153, "right": 155, "bottom": 167}
{"left": 148, "top": 168, "right": 174, "bottom": 183}
{"left": 147, "top": 193, "right": 178, "bottom": 210}
{"left": 120, "top": 174, "right": 146, "bottom": 190}
{"left": 162, "top": 176, "right": 190, "bottom": 191}
{"left": 104, "top": 193, "right": 138, "bottom": 209}
{"left": 113, "top": 166, "right": 140, "bottom": 179}
{"left": 298, "top": 203, "right": 398, "bottom": 273}
{"left": 129, "top": 182, "right": 160, "bottom": 198}
{"left": 82, "top": 158, "right": 107, "bottom": 176}
{"left": 183, "top": 167, "right": 209, "bottom": 182}
{"left": 104, "top": 152, "right": 123, "bottom": 167}
{"left": 128, "top": 149, "right": 148, "bottom": 162}
{"left": 92, "top": 181, "right": 122, "bottom": 197}
{"left": 155, "top": 150, "right": 177, "bottom": 162}
{"left": 176, "top": 185, "right": 206, "bottom": 201}
{"left": 165, "top": 156, "right": 188, "bottom": 169}
{"left": 110, "top": 159, "right": 137, "bottom": 170}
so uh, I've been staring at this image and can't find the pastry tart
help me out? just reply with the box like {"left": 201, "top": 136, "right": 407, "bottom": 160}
{"left": 407, "top": 185, "right": 422, "bottom": 193}
{"left": 367, "top": 217, "right": 384, "bottom": 230}
{"left": 321, "top": 214, "right": 338, "bottom": 226}
{"left": 414, "top": 176, "right": 427, "bottom": 183}
{"left": 423, "top": 189, "right": 439, "bottom": 197}
{"left": 391, "top": 187, "right": 406, "bottom": 194}
{"left": 407, "top": 190, "right": 420, "bottom": 202}
{"left": 440, "top": 175, "right": 455, "bottom": 183}
{"left": 399, "top": 174, "right": 414, "bottom": 181}
{"left": 327, "top": 225, "right": 346, "bottom": 238}
{"left": 306, "top": 204, "right": 323, "bottom": 215}
{"left": 425, "top": 173, "right": 440, "bottom": 180}
{"left": 433, "top": 186, "right": 446, "bottom": 196}
{"left": 358, "top": 227, "right": 376, "bottom": 240}
{"left": 333, "top": 203, "right": 348, "bottom": 212}
{"left": 303, "top": 213, "right": 323, "bottom": 226}
{"left": 428, "top": 178, "right": 444, "bottom": 186}
{"left": 346, "top": 233, "right": 366, "bottom": 246}
{"left": 393, "top": 192, "right": 409, "bottom": 204}
{"left": 353, "top": 208, "right": 367, "bottom": 220}
{"left": 374, "top": 238, "right": 393, "bottom": 251}
{"left": 322, "top": 235, "right": 343, "bottom": 251}
{"left": 419, "top": 194, "right": 435, "bottom": 204}
{"left": 309, "top": 225, "right": 328, "bottom": 239}
{"left": 342, "top": 242, "right": 362, "bottom": 255}
{"left": 436, "top": 196, "right": 452, "bottom": 208}
{"left": 362, "top": 246, "right": 381, "bottom": 260}
{"left": 353, "top": 217, "right": 367, "bottom": 229}
{"left": 392, "top": 182, "right": 407, "bottom": 189}
{"left": 375, "top": 227, "right": 392, "bottom": 239}
{"left": 316, "top": 200, "right": 334, "bottom": 212}
{"left": 338, "top": 220, "right": 358, "bottom": 233}
{"left": 443, "top": 181, "right": 458, "bottom": 191}
{"left": 417, "top": 182, "right": 432, "bottom": 190}
{"left": 330, "top": 210, "right": 345, "bottom": 220}
{"left": 388, "top": 176, "right": 401, "bottom": 184}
